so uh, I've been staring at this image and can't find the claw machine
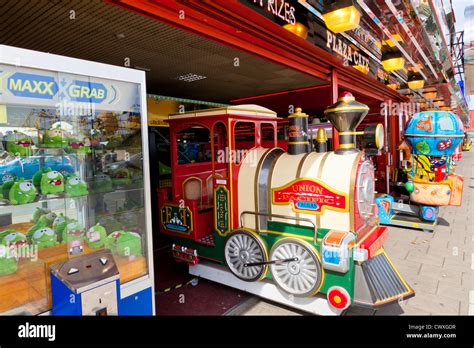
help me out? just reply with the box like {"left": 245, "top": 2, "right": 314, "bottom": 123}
{"left": 0, "top": 45, "right": 154, "bottom": 315}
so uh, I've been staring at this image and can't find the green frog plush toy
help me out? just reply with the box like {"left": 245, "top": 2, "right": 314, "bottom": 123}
{"left": 4, "top": 131, "right": 33, "bottom": 157}
{"left": 86, "top": 223, "right": 108, "bottom": 249}
{"left": 66, "top": 137, "right": 91, "bottom": 154}
{"left": 2, "top": 231, "right": 28, "bottom": 254}
{"left": 62, "top": 220, "right": 84, "bottom": 245}
{"left": 98, "top": 215, "right": 123, "bottom": 233}
{"left": 0, "top": 239, "right": 18, "bottom": 276}
{"left": 31, "top": 207, "right": 51, "bottom": 223}
{"left": 65, "top": 175, "right": 88, "bottom": 197}
{"left": 31, "top": 227, "right": 58, "bottom": 248}
{"left": 27, "top": 211, "right": 56, "bottom": 240}
{"left": 52, "top": 214, "right": 69, "bottom": 241}
{"left": 40, "top": 169, "right": 64, "bottom": 195}
{"left": 32, "top": 168, "right": 49, "bottom": 191}
{"left": 93, "top": 173, "right": 113, "bottom": 193}
{"left": 105, "top": 230, "right": 142, "bottom": 257}
{"left": 1, "top": 174, "right": 16, "bottom": 199}
{"left": 42, "top": 126, "right": 69, "bottom": 148}
{"left": 111, "top": 168, "right": 132, "bottom": 188}
{"left": 9, "top": 179, "right": 37, "bottom": 205}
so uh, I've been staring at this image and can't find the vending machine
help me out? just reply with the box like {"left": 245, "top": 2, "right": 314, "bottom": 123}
{"left": 0, "top": 45, "right": 154, "bottom": 315}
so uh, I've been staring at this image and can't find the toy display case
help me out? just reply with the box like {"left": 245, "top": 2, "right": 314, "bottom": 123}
{"left": 0, "top": 45, "right": 154, "bottom": 315}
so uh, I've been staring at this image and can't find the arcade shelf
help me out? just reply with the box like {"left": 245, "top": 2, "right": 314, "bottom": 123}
{"left": 0, "top": 45, "right": 154, "bottom": 315}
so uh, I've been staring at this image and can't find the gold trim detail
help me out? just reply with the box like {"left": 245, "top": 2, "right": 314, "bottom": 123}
{"left": 324, "top": 106, "right": 369, "bottom": 113}
{"left": 214, "top": 185, "right": 230, "bottom": 236}
{"left": 339, "top": 143, "right": 355, "bottom": 149}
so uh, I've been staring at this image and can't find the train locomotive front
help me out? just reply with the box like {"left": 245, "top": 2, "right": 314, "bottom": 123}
{"left": 159, "top": 94, "right": 414, "bottom": 314}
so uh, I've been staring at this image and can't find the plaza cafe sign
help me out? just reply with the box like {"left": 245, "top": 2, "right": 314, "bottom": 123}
{"left": 326, "top": 30, "right": 370, "bottom": 72}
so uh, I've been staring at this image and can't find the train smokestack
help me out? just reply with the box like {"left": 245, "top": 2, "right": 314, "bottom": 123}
{"left": 288, "top": 107, "right": 310, "bottom": 155}
{"left": 324, "top": 92, "right": 369, "bottom": 155}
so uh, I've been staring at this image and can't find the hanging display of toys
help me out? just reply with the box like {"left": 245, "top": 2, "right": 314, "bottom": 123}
{"left": 4, "top": 131, "right": 34, "bottom": 157}
{"left": 376, "top": 111, "right": 465, "bottom": 232}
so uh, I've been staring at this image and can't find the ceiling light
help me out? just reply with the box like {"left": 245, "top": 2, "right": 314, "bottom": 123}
{"left": 433, "top": 99, "right": 445, "bottom": 107}
{"left": 381, "top": 51, "right": 405, "bottom": 71}
{"left": 407, "top": 73, "right": 425, "bottom": 90}
{"left": 422, "top": 88, "right": 437, "bottom": 100}
{"left": 353, "top": 64, "right": 369, "bottom": 74}
{"left": 322, "top": 0, "right": 362, "bottom": 33}
{"left": 283, "top": 22, "right": 309, "bottom": 39}
{"left": 383, "top": 34, "right": 403, "bottom": 47}
{"left": 175, "top": 73, "right": 207, "bottom": 83}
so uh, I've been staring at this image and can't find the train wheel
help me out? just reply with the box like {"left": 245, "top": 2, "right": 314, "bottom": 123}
{"left": 224, "top": 230, "right": 268, "bottom": 282}
{"left": 269, "top": 238, "right": 323, "bottom": 297}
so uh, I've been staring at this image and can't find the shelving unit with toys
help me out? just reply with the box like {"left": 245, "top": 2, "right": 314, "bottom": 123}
{"left": 0, "top": 45, "right": 154, "bottom": 315}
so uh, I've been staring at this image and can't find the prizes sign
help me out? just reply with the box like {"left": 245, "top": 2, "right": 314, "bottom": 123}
{"left": 272, "top": 178, "right": 348, "bottom": 215}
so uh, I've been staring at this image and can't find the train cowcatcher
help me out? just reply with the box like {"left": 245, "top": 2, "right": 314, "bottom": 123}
{"left": 158, "top": 93, "right": 414, "bottom": 315}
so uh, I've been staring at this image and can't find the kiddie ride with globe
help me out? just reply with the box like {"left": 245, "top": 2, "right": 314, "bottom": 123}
{"left": 158, "top": 93, "right": 414, "bottom": 315}
{"left": 376, "top": 111, "right": 465, "bottom": 232}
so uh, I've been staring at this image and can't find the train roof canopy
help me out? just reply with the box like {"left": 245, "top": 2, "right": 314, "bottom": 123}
{"left": 168, "top": 104, "right": 277, "bottom": 119}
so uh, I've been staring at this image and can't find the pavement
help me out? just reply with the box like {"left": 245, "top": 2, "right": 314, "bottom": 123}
{"left": 240, "top": 150, "right": 474, "bottom": 316}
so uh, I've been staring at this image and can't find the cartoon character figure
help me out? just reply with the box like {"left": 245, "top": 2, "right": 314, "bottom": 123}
{"left": 31, "top": 207, "right": 51, "bottom": 223}
{"left": 9, "top": 179, "right": 37, "bottom": 205}
{"left": 2, "top": 231, "right": 28, "bottom": 254}
{"left": 42, "top": 126, "right": 70, "bottom": 148}
{"left": 0, "top": 240, "right": 18, "bottom": 276}
{"left": 61, "top": 221, "right": 84, "bottom": 244}
{"left": 31, "top": 227, "right": 58, "bottom": 248}
{"left": 86, "top": 223, "right": 107, "bottom": 249}
{"left": 98, "top": 214, "right": 123, "bottom": 233}
{"left": 65, "top": 175, "right": 88, "bottom": 197}
{"left": 105, "top": 230, "right": 142, "bottom": 257}
{"left": 93, "top": 173, "right": 113, "bottom": 193}
{"left": 66, "top": 137, "right": 91, "bottom": 154}
{"left": 32, "top": 168, "right": 49, "bottom": 190}
{"left": 27, "top": 211, "right": 56, "bottom": 240}
{"left": 40, "top": 169, "right": 64, "bottom": 195}
{"left": 52, "top": 213, "right": 69, "bottom": 241}
{"left": 4, "top": 131, "right": 33, "bottom": 157}
{"left": 111, "top": 168, "right": 132, "bottom": 188}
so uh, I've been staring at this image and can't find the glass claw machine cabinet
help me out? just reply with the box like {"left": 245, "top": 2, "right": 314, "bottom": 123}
{"left": 0, "top": 45, "right": 154, "bottom": 315}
